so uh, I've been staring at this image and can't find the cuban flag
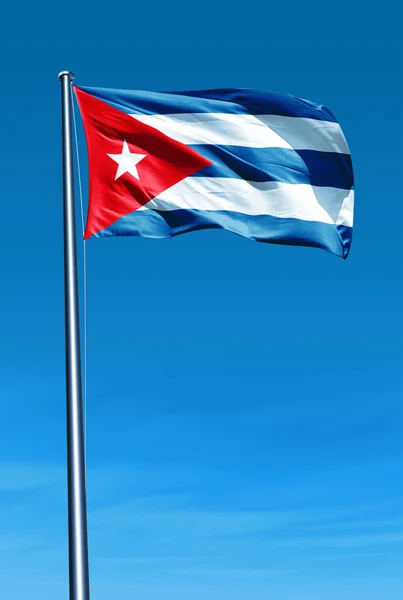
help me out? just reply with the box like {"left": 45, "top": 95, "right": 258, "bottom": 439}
{"left": 74, "top": 85, "right": 354, "bottom": 258}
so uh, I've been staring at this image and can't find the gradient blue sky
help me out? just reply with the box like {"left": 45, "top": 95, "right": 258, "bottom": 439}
{"left": 1, "top": 1, "right": 402, "bottom": 599}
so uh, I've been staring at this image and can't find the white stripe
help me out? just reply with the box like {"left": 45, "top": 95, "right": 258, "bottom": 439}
{"left": 336, "top": 189, "right": 354, "bottom": 226}
{"left": 257, "top": 116, "right": 350, "bottom": 154}
{"left": 131, "top": 113, "right": 293, "bottom": 149}
{"left": 130, "top": 113, "right": 349, "bottom": 153}
{"left": 142, "top": 178, "right": 354, "bottom": 227}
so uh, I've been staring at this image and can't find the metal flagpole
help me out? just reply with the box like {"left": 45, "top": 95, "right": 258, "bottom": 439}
{"left": 58, "top": 71, "right": 90, "bottom": 600}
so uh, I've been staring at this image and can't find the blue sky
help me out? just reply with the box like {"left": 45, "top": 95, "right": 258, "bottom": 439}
{"left": 1, "top": 1, "right": 402, "bottom": 599}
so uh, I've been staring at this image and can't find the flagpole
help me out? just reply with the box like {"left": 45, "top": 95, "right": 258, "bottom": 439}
{"left": 59, "top": 70, "right": 90, "bottom": 600}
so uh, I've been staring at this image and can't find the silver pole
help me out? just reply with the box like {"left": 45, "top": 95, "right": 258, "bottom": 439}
{"left": 59, "top": 71, "right": 90, "bottom": 600}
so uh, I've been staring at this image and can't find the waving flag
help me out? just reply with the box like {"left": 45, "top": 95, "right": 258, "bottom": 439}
{"left": 74, "top": 85, "right": 354, "bottom": 258}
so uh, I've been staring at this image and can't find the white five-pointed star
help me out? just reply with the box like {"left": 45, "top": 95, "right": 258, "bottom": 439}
{"left": 107, "top": 140, "right": 147, "bottom": 181}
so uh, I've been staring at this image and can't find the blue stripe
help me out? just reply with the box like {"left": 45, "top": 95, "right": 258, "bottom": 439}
{"left": 169, "top": 88, "right": 338, "bottom": 121}
{"left": 188, "top": 145, "right": 354, "bottom": 189}
{"left": 77, "top": 85, "right": 338, "bottom": 122}
{"left": 94, "top": 209, "right": 351, "bottom": 259}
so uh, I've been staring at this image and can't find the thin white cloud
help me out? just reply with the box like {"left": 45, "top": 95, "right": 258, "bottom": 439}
{"left": 0, "top": 534, "right": 44, "bottom": 552}
{"left": 274, "top": 532, "right": 403, "bottom": 549}
{"left": 0, "top": 463, "right": 64, "bottom": 491}
{"left": 89, "top": 494, "right": 403, "bottom": 551}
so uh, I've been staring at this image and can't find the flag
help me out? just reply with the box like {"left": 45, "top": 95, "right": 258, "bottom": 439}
{"left": 74, "top": 85, "right": 354, "bottom": 258}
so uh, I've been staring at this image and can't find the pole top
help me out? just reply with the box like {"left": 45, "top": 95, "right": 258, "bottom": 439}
{"left": 58, "top": 71, "right": 75, "bottom": 81}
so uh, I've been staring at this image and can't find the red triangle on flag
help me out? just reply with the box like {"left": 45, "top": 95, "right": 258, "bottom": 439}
{"left": 74, "top": 87, "right": 212, "bottom": 239}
